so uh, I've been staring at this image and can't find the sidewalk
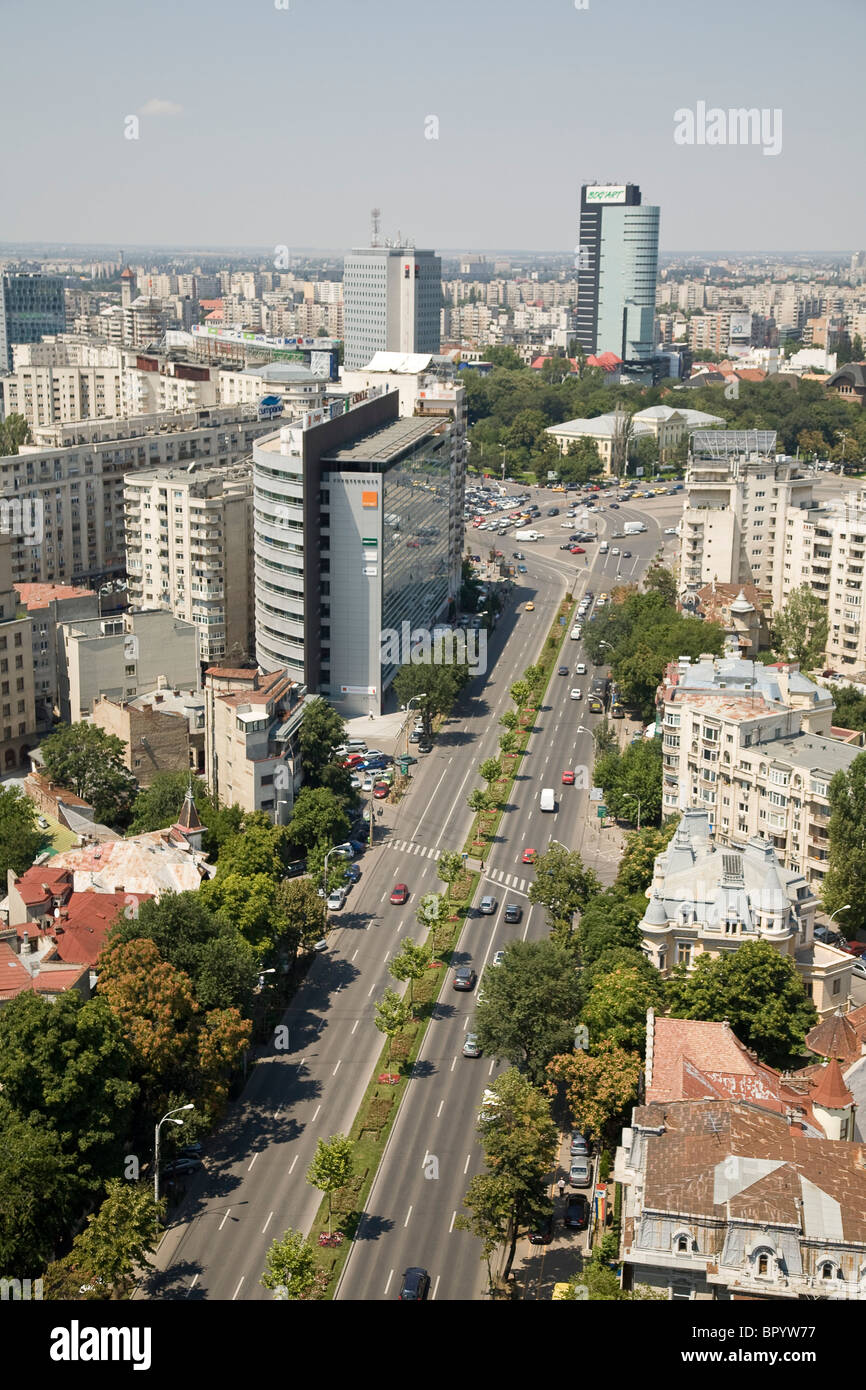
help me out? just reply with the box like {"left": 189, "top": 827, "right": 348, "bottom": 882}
{"left": 509, "top": 1131, "right": 593, "bottom": 1300}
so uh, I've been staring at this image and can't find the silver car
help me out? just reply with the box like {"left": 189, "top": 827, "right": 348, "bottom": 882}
{"left": 462, "top": 1032, "right": 482, "bottom": 1058}
{"left": 479, "top": 895, "right": 496, "bottom": 914}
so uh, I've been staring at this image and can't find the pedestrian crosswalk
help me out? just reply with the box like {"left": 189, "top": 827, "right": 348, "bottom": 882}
{"left": 485, "top": 867, "right": 528, "bottom": 893}
{"left": 386, "top": 838, "right": 442, "bottom": 860}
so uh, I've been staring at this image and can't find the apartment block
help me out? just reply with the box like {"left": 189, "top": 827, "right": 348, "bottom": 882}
{"left": 679, "top": 431, "right": 813, "bottom": 600}
{"left": 14, "top": 582, "right": 99, "bottom": 726}
{"left": 124, "top": 464, "right": 253, "bottom": 665}
{"left": 658, "top": 655, "right": 859, "bottom": 890}
{"left": 58, "top": 608, "right": 199, "bottom": 724}
{"left": 203, "top": 666, "right": 306, "bottom": 822}
{"left": 778, "top": 492, "right": 866, "bottom": 671}
{"left": 0, "top": 534, "right": 37, "bottom": 771}
{"left": 0, "top": 406, "right": 274, "bottom": 588}
{"left": 343, "top": 244, "right": 441, "bottom": 370}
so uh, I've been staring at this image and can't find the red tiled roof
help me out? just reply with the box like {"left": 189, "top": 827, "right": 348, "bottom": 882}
{"left": 14, "top": 865, "right": 73, "bottom": 908}
{"left": 15, "top": 582, "right": 96, "bottom": 610}
{"left": 51, "top": 891, "right": 152, "bottom": 967}
{"left": 810, "top": 1058, "right": 854, "bottom": 1111}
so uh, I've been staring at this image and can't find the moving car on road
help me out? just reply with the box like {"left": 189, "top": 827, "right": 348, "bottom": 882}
{"left": 570, "top": 688, "right": 582, "bottom": 700}
{"left": 390, "top": 883, "right": 409, "bottom": 905}
{"left": 479, "top": 895, "right": 497, "bottom": 914}
{"left": 462, "top": 1032, "right": 482, "bottom": 1057}
{"left": 564, "top": 1194, "right": 590, "bottom": 1230}
{"left": 562, "top": 770, "right": 575, "bottom": 785}
{"left": 504, "top": 903, "right": 522, "bottom": 923}
{"left": 399, "top": 1268, "right": 430, "bottom": 1301}
{"left": 522, "top": 848, "right": 537, "bottom": 864}
{"left": 453, "top": 965, "right": 477, "bottom": 991}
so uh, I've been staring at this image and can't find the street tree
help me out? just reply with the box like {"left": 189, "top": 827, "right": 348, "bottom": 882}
{"left": 576, "top": 893, "right": 645, "bottom": 966}
{"left": 374, "top": 988, "right": 412, "bottom": 1072}
{"left": 306, "top": 1134, "right": 355, "bottom": 1235}
{"left": 436, "top": 851, "right": 464, "bottom": 891}
{"left": 593, "top": 738, "right": 663, "bottom": 826}
{"left": 473, "top": 939, "right": 585, "bottom": 1084}
{"left": 393, "top": 662, "right": 470, "bottom": 735}
{"left": 546, "top": 1041, "right": 642, "bottom": 1142}
{"left": 824, "top": 754, "right": 866, "bottom": 937}
{"left": 644, "top": 565, "right": 677, "bottom": 605}
{"left": 665, "top": 939, "right": 818, "bottom": 1068}
{"left": 499, "top": 708, "right": 519, "bottom": 732}
{"left": 582, "top": 964, "right": 663, "bottom": 1054}
{"left": 40, "top": 723, "right": 137, "bottom": 827}
{"left": 43, "top": 1179, "right": 163, "bottom": 1300}
{"left": 389, "top": 937, "right": 432, "bottom": 1014}
{"left": 509, "top": 679, "right": 531, "bottom": 707}
{"left": 455, "top": 1172, "right": 511, "bottom": 1293}
{"left": 479, "top": 757, "right": 502, "bottom": 793}
{"left": 0, "top": 1101, "right": 74, "bottom": 1277}
{"left": 273, "top": 877, "right": 328, "bottom": 960}
{"left": 593, "top": 718, "right": 618, "bottom": 757}
{"left": 614, "top": 820, "right": 679, "bottom": 895}
{"left": 288, "top": 787, "right": 350, "bottom": 854}
{"left": 528, "top": 843, "right": 600, "bottom": 940}
{"left": 261, "top": 1228, "right": 325, "bottom": 1300}
{"left": 298, "top": 697, "right": 346, "bottom": 786}
{"left": 771, "top": 584, "right": 828, "bottom": 667}
{"left": 468, "top": 787, "right": 490, "bottom": 815}
{"left": 475, "top": 1067, "right": 558, "bottom": 1280}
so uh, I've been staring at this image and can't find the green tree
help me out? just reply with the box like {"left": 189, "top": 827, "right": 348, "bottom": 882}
{"left": 40, "top": 723, "right": 137, "bottom": 826}
{"left": 306, "top": 1134, "right": 354, "bottom": 1235}
{"left": 0, "top": 784, "right": 43, "bottom": 879}
{"left": 127, "top": 772, "right": 246, "bottom": 860}
{"left": 528, "top": 843, "right": 601, "bottom": 940}
{"left": 576, "top": 893, "right": 645, "bottom": 966}
{"left": 455, "top": 1172, "right": 511, "bottom": 1294}
{"left": 374, "top": 987, "right": 412, "bottom": 1072}
{"left": 509, "top": 679, "right": 531, "bottom": 707}
{"left": 0, "top": 412, "right": 31, "bottom": 456}
{"left": 558, "top": 437, "right": 603, "bottom": 486}
{"left": 261, "top": 1228, "right": 324, "bottom": 1300}
{"left": 593, "top": 718, "right": 617, "bottom": 757}
{"left": 822, "top": 754, "right": 866, "bottom": 937}
{"left": 582, "top": 965, "right": 663, "bottom": 1053}
{"left": 436, "top": 851, "right": 464, "bottom": 891}
{"left": 393, "top": 662, "right": 470, "bottom": 735}
{"left": 475, "top": 1067, "right": 558, "bottom": 1279}
{"left": 614, "top": 820, "right": 679, "bottom": 895}
{"left": 0, "top": 1101, "right": 74, "bottom": 1277}
{"left": 389, "top": 936, "right": 432, "bottom": 1014}
{"left": 288, "top": 787, "right": 350, "bottom": 854}
{"left": 479, "top": 757, "right": 502, "bottom": 795}
{"left": 468, "top": 787, "right": 491, "bottom": 815}
{"left": 546, "top": 1041, "right": 642, "bottom": 1142}
{"left": 665, "top": 939, "right": 818, "bottom": 1068}
{"left": 298, "top": 697, "right": 346, "bottom": 786}
{"left": 594, "top": 738, "right": 662, "bottom": 826}
{"left": 0, "top": 992, "right": 137, "bottom": 1206}
{"left": 628, "top": 433, "right": 659, "bottom": 474}
{"left": 523, "top": 664, "right": 546, "bottom": 692}
{"left": 831, "top": 686, "right": 866, "bottom": 736}
{"left": 473, "top": 939, "right": 585, "bottom": 1083}
{"left": 499, "top": 709, "right": 519, "bottom": 732}
{"left": 643, "top": 565, "right": 677, "bottom": 606}
{"left": 771, "top": 584, "right": 828, "bottom": 667}
{"left": 273, "top": 876, "right": 328, "bottom": 960}
{"left": 43, "top": 1179, "right": 163, "bottom": 1299}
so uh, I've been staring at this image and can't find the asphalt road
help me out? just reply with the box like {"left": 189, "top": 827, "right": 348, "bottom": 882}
{"left": 139, "top": 484, "right": 679, "bottom": 1303}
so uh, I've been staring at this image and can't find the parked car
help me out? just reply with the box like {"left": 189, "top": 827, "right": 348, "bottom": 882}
{"left": 564, "top": 1194, "right": 590, "bottom": 1230}
{"left": 417, "top": 740, "right": 433, "bottom": 753}
{"left": 332, "top": 842, "right": 356, "bottom": 860}
{"left": 492, "top": 950, "right": 505, "bottom": 966}
{"left": 399, "top": 1267, "right": 430, "bottom": 1301}
{"left": 570, "top": 1130, "right": 591, "bottom": 1156}
{"left": 570, "top": 1157, "right": 592, "bottom": 1187}
{"left": 344, "top": 864, "right": 361, "bottom": 884}
{"left": 462, "top": 1032, "right": 482, "bottom": 1057}
{"left": 529, "top": 1211, "right": 555, "bottom": 1245}
{"left": 327, "top": 887, "right": 347, "bottom": 912}
{"left": 37, "top": 816, "right": 49, "bottom": 830}
{"left": 453, "top": 965, "right": 477, "bottom": 991}
{"left": 373, "top": 782, "right": 390, "bottom": 799}
{"left": 163, "top": 1156, "right": 202, "bottom": 1176}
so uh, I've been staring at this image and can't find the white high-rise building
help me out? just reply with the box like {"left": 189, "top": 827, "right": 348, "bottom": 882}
{"left": 343, "top": 244, "right": 441, "bottom": 370}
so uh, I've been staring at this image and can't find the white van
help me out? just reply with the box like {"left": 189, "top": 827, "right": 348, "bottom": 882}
{"left": 599, "top": 540, "right": 609, "bottom": 554}
{"left": 539, "top": 787, "right": 556, "bottom": 812}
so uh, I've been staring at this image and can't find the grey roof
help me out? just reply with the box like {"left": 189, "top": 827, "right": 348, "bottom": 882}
{"left": 240, "top": 363, "right": 317, "bottom": 383}
{"left": 322, "top": 416, "right": 438, "bottom": 466}
{"left": 766, "top": 730, "right": 861, "bottom": 778}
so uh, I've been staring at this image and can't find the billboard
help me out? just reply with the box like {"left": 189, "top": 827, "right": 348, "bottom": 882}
{"left": 258, "top": 395, "right": 284, "bottom": 421}
{"left": 729, "top": 312, "right": 752, "bottom": 341}
{"left": 586, "top": 185, "right": 627, "bottom": 204}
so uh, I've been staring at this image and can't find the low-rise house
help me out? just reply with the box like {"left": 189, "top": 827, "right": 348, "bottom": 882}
{"left": 204, "top": 666, "right": 306, "bottom": 821}
{"left": 615, "top": 1098, "right": 866, "bottom": 1300}
{"left": 91, "top": 693, "right": 192, "bottom": 785}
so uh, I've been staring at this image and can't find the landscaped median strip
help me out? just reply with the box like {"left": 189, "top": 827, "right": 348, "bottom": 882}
{"left": 304, "top": 869, "right": 481, "bottom": 1297}
{"left": 464, "top": 590, "right": 578, "bottom": 859}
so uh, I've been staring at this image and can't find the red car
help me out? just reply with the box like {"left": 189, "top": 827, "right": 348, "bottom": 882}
{"left": 562, "top": 770, "right": 575, "bottom": 785}
{"left": 343, "top": 754, "right": 366, "bottom": 768}
{"left": 570, "top": 546, "right": 585, "bottom": 554}
{"left": 522, "top": 849, "right": 537, "bottom": 865}
{"left": 373, "top": 782, "right": 389, "bottom": 799}
{"left": 390, "top": 883, "right": 409, "bottom": 905}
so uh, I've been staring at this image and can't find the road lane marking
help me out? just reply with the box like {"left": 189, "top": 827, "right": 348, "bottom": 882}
{"left": 186, "top": 1275, "right": 199, "bottom": 1296}
{"left": 351, "top": 1019, "right": 359, "bottom": 1035}
{"left": 333, "top": 1060, "right": 341, "bottom": 1076}
{"left": 404, "top": 1205, "right": 413, "bottom": 1227}
{"left": 432, "top": 1274, "right": 441, "bottom": 1300}
{"left": 414, "top": 765, "right": 449, "bottom": 840}
{"left": 451, "top": 1056, "right": 457, "bottom": 1071}
{"left": 464, "top": 1153, "right": 471, "bottom": 1174}
{"left": 385, "top": 1269, "right": 394, "bottom": 1295}
{"left": 218, "top": 1209, "right": 232, "bottom": 1231}
{"left": 437, "top": 1100, "right": 444, "bottom": 1118}
{"left": 248, "top": 1152, "right": 259, "bottom": 1172}
{"left": 312, "top": 1104, "right": 321, "bottom": 1122}
{"left": 262, "top": 1211, "right": 274, "bottom": 1235}
{"left": 289, "top": 1155, "right": 298, "bottom": 1175}
{"left": 232, "top": 1276, "right": 244, "bottom": 1299}
{"left": 489, "top": 1059, "right": 496, "bottom": 1074}
{"left": 352, "top": 949, "right": 359, "bottom": 961}
{"left": 449, "top": 1211, "right": 457, "bottom": 1233}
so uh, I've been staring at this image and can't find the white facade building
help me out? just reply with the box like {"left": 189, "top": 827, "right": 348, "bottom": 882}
{"left": 343, "top": 245, "right": 441, "bottom": 371}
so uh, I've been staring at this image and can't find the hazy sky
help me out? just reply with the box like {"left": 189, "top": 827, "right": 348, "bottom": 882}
{"left": 2, "top": 0, "right": 863, "bottom": 253}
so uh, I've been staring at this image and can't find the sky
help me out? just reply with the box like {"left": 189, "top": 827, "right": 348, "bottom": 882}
{"left": 1, "top": 0, "right": 863, "bottom": 254}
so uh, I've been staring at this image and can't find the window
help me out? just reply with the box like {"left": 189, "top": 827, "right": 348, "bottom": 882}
{"left": 758, "top": 1254, "right": 769, "bottom": 1276}
{"left": 676, "top": 1234, "right": 689, "bottom": 1253}
{"left": 676, "top": 942, "right": 693, "bottom": 967}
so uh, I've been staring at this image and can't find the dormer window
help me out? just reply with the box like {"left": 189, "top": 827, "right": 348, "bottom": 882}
{"left": 757, "top": 1254, "right": 769, "bottom": 1276}
{"left": 675, "top": 1233, "right": 690, "bottom": 1254}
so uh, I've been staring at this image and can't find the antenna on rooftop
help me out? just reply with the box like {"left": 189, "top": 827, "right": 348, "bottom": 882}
{"left": 371, "top": 208, "right": 382, "bottom": 247}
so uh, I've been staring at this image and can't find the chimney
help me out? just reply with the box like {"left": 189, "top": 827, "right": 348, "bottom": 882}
{"left": 20, "top": 931, "right": 31, "bottom": 956}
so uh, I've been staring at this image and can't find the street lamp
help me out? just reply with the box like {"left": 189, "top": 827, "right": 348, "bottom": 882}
{"left": 403, "top": 694, "right": 427, "bottom": 757}
{"left": 575, "top": 725, "right": 590, "bottom": 734}
{"left": 622, "top": 792, "right": 641, "bottom": 831}
{"left": 154, "top": 1103, "right": 194, "bottom": 1204}
{"left": 827, "top": 904, "right": 851, "bottom": 925}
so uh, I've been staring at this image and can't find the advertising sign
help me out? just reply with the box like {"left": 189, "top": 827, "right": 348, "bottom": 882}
{"left": 258, "top": 395, "right": 283, "bottom": 421}
{"left": 340, "top": 685, "right": 376, "bottom": 695}
{"left": 586, "top": 185, "right": 627, "bottom": 204}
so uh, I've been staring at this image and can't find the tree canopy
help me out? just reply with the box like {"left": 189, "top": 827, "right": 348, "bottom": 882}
{"left": 40, "top": 723, "right": 137, "bottom": 827}
{"left": 473, "top": 939, "right": 585, "bottom": 1083}
{"left": 0, "top": 785, "right": 44, "bottom": 880}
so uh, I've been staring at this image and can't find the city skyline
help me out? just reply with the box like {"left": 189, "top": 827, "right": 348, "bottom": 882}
{"left": 1, "top": 0, "right": 863, "bottom": 251}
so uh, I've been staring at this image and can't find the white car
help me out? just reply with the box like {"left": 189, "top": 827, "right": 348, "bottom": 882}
{"left": 561, "top": 521, "right": 574, "bottom": 529}
{"left": 611, "top": 547, "right": 620, "bottom": 556}
{"left": 575, "top": 662, "right": 587, "bottom": 675}
{"left": 570, "top": 688, "right": 582, "bottom": 700}
{"left": 492, "top": 950, "right": 505, "bottom": 966}
{"left": 664, "top": 527, "right": 678, "bottom": 535}
{"left": 851, "top": 959, "right": 866, "bottom": 981}
{"left": 37, "top": 815, "right": 49, "bottom": 830}
{"left": 326, "top": 888, "right": 346, "bottom": 912}
{"left": 349, "top": 775, "right": 362, "bottom": 789}
{"left": 570, "top": 627, "right": 581, "bottom": 639}
{"left": 361, "top": 776, "right": 375, "bottom": 792}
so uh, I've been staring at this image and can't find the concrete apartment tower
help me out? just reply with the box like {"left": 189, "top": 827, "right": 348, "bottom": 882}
{"left": 343, "top": 241, "right": 441, "bottom": 370}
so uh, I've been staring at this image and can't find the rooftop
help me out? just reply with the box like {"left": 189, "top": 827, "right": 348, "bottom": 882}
{"left": 14, "top": 582, "right": 96, "bottom": 610}
{"left": 322, "top": 416, "right": 438, "bottom": 466}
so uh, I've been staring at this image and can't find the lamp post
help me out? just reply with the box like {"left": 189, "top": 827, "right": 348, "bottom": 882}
{"left": 827, "top": 904, "right": 851, "bottom": 925}
{"left": 403, "top": 694, "right": 428, "bottom": 758}
{"left": 622, "top": 792, "right": 641, "bottom": 831}
{"left": 154, "top": 1103, "right": 194, "bottom": 1205}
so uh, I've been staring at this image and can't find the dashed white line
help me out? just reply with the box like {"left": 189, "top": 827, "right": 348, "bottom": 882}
{"left": 464, "top": 1153, "right": 471, "bottom": 1174}
{"left": 437, "top": 1100, "right": 444, "bottom": 1118}
{"left": 432, "top": 1274, "right": 440, "bottom": 1300}
{"left": 312, "top": 1104, "right": 321, "bottom": 1122}
{"left": 186, "top": 1274, "right": 199, "bottom": 1296}
{"left": 232, "top": 1276, "right": 245, "bottom": 1300}
{"left": 451, "top": 1056, "right": 457, "bottom": 1071}
{"left": 333, "top": 1059, "right": 341, "bottom": 1076}
{"left": 351, "top": 1019, "right": 359, "bottom": 1035}
{"left": 489, "top": 1059, "right": 496, "bottom": 1074}
{"left": 248, "top": 1152, "right": 259, "bottom": 1172}
{"left": 262, "top": 1211, "right": 274, "bottom": 1235}
{"left": 218, "top": 1209, "right": 231, "bottom": 1231}
{"left": 352, "top": 949, "right": 359, "bottom": 961}
{"left": 449, "top": 1210, "right": 457, "bottom": 1234}
{"left": 404, "top": 1205, "right": 413, "bottom": 1228}
{"left": 368, "top": 983, "right": 376, "bottom": 997}
{"left": 385, "top": 1269, "right": 394, "bottom": 1295}
{"left": 289, "top": 1155, "right": 298, "bottom": 1175}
